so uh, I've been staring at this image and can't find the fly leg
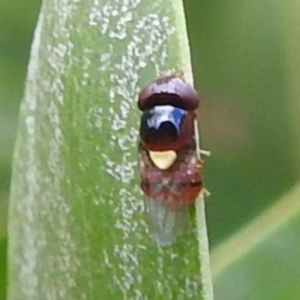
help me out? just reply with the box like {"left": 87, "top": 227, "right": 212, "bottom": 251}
{"left": 198, "top": 149, "right": 211, "bottom": 157}
{"left": 197, "top": 148, "right": 211, "bottom": 174}
{"left": 196, "top": 152, "right": 211, "bottom": 197}
{"left": 200, "top": 188, "right": 211, "bottom": 198}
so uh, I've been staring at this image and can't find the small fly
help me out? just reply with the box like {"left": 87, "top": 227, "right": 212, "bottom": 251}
{"left": 138, "top": 73, "right": 209, "bottom": 246}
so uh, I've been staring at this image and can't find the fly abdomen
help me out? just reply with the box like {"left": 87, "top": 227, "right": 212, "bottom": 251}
{"left": 141, "top": 177, "right": 203, "bottom": 211}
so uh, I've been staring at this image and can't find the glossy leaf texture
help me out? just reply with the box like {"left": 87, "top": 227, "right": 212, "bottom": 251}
{"left": 7, "top": 1, "right": 213, "bottom": 299}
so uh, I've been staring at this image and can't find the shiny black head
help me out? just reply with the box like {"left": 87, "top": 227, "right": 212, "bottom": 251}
{"left": 140, "top": 105, "right": 187, "bottom": 150}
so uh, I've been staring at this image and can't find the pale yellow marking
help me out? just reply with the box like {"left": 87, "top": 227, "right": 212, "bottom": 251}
{"left": 149, "top": 150, "right": 177, "bottom": 170}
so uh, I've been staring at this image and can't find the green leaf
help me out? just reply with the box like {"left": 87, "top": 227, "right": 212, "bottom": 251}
{"left": 212, "top": 184, "right": 300, "bottom": 300}
{"left": 208, "top": 3, "right": 300, "bottom": 298}
{"left": 0, "top": 194, "right": 8, "bottom": 240}
{"left": 0, "top": 237, "right": 7, "bottom": 300}
{"left": 8, "top": 1, "right": 213, "bottom": 299}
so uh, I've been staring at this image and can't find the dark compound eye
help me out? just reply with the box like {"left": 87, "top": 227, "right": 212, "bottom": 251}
{"left": 140, "top": 106, "right": 187, "bottom": 148}
{"left": 140, "top": 120, "right": 179, "bottom": 147}
{"left": 138, "top": 74, "right": 200, "bottom": 111}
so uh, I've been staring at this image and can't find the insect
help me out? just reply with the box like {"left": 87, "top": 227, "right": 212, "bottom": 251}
{"left": 138, "top": 73, "right": 208, "bottom": 246}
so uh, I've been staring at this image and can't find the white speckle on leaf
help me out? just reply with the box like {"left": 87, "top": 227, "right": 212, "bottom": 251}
{"left": 85, "top": 1, "right": 198, "bottom": 298}
{"left": 10, "top": 1, "right": 83, "bottom": 299}
{"left": 111, "top": 113, "right": 126, "bottom": 131}
{"left": 9, "top": 0, "right": 206, "bottom": 299}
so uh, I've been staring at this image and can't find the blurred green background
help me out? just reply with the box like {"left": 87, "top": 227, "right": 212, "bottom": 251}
{"left": 0, "top": 1, "right": 40, "bottom": 299}
{"left": 1, "top": 0, "right": 299, "bottom": 299}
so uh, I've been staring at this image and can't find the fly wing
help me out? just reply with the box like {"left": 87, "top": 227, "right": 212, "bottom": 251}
{"left": 145, "top": 194, "right": 189, "bottom": 246}
{"left": 139, "top": 147, "right": 192, "bottom": 246}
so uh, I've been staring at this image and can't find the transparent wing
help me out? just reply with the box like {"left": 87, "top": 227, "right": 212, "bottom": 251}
{"left": 145, "top": 195, "right": 189, "bottom": 246}
{"left": 139, "top": 147, "right": 197, "bottom": 246}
